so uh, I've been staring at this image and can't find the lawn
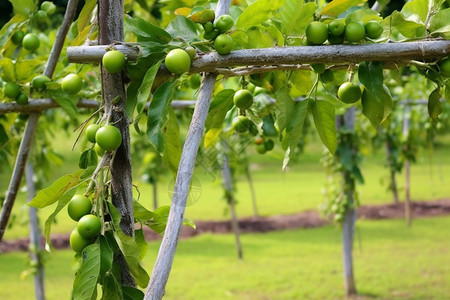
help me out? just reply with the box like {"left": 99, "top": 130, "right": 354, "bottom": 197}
{"left": 0, "top": 216, "right": 449, "bottom": 299}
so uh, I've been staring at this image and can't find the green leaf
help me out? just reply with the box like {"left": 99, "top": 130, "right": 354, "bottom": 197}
{"left": 274, "top": 86, "right": 295, "bottom": 134}
{"left": 358, "top": 61, "right": 392, "bottom": 127}
{"left": 183, "top": 218, "right": 196, "bottom": 230}
{"left": 147, "top": 82, "right": 176, "bottom": 154}
{"left": 99, "top": 236, "right": 113, "bottom": 280}
{"left": 125, "top": 16, "right": 171, "bottom": 44}
{"left": 133, "top": 201, "right": 156, "bottom": 221}
{"left": 166, "top": 16, "right": 201, "bottom": 43}
{"left": 48, "top": 89, "right": 78, "bottom": 119}
{"left": 282, "top": 99, "right": 309, "bottom": 170}
{"left": 162, "top": 107, "right": 182, "bottom": 176}
{"left": 108, "top": 204, "right": 150, "bottom": 288}
{"left": 261, "top": 115, "right": 278, "bottom": 137}
{"left": 0, "top": 14, "right": 27, "bottom": 48}
{"left": 279, "top": 0, "right": 305, "bottom": 35}
{"left": 77, "top": 0, "right": 96, "bottom": 34}
{"left": 73, "top": 243, "right": 101, "bottom": 300}
{"left": 122, "top": 286, "right": 144, "bottom": 300}
{"left": 29, "top": 169, "right": 85, "bottom": 208}
{"left": 311, "top": 99, "right": 337, "bottom": 153}
{"left": 15, "top": 60, "right": 44, "bottom": 83}
{"left": 401, "top": 0, "right": 428, "bottom": 23}
{"left": 428, "top": 88, "right": 442, "bottom": 119}
{"left": 236, "top": 0, "right": 285, "bottom": 29}
{"left": 0, "top": 58, "right": 16, "bottom": 82}
{"left": 445, "top": 80, "right": 450, "bottom": 103}
{"left": 43, "top": 186, "right": 78, "bottom": 245}
{"left": 135, "top": 229, "right": 148, "bottom": 261}
{"left": 136, "top": 60, "right": 162, "bottom": 114}
{"left": 290, "top": 71, "right": 314, "bottom": 97}
{"left": 101, "top": 273, "right": 122, "bottom": 300}
{"left": 79, "top": 148, "right": 98, "bottom": 169}
{"left": 145, "top": 205, "right": 170, "bottom": 234}
{"left": 247, "top": 26, "right": 276, "bottom": 49}
{"left": 344, "top": 8, "right": 382, "bottom": 24}
{"left": 320, "top": 0, "right": 367, "bottom": 17}
{"left": 205, "top": 89, "right": 235, "bottom": 130}
{"left": 390, "top": 11, "right": 426, "bottom": 39}
{"left": 429, "top": 8, "right": 450, "bottom": 38}
{"left": 9, "top": 0, "right": 36, "bottom": 17}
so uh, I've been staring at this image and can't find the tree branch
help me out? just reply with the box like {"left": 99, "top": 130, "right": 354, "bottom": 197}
{"left": 145, "top": 74, "right": 216, "bottom": 299}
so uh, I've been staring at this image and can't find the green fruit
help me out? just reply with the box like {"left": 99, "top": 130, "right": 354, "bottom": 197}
{"left": 4, "top": 82, "right": 20, "bottom": 98}
{"left": 439, "top": 58, "right": 450, "bottom": 77}
{"left": 256, "top": 143, "right": 266, "bottom": 154}
{"left": 69, "top": 228, "right": 91, "bottom": 253}
{"left": 102, "top": 50, "right": 126, "bottom": 73}
{"left": 77, "top": 214, "right": 101, "bottom": 239}
{"left": 338, "top": 82, "right": 362, "bottom": 103}
{"left": 95, "top": 125, "right": 122, "bottom": 151}
{"left": 365, "top": 21, "right": 383, "bottom": 39}
{"left": 214, "top": 34, "right": 233, "bottom": 55}
{"left": 254, "top": 86, "right": 267, "bottom": 95}
{"left": 34, "top": 10, "right": 48, "bottom": 24}
{"left": 86, "top": 124, "right": 101, "bottom": 143}
{"left": 233, "top": 89, "right": 254, "bottom": 110}
{"left": 319, "top": 69, "right": 334, "bottom": 83}
{"left": 11, "top": 30, "right": 25, "bottom": 45}
{"left": 94, "top": 143, "right": 105, "bottom": 157}
{"left": 264, "top": 139, "right": 274, "bottom": 151}
{"left": 345, "top": 22, "right": 365, "bottom": 43}
{"left": 189, "top": 74, "right": 202, "bottom": 89}
{"left": 67, "top": 194, "right": 92, "bottom": 221}
{"left": 327, "top": 34, "right": 344, "bottom": 45}
{"left": 305, "top": 21, "right": 328, "bottom": 45}
{"left": 214, "top": 15, "right": 234, "bottom": 33}
{"left": 61, "top": 74, "right": 82, "bottom": 95}
{"left": 311, "top": 63, "right": 326, "bottom": 74}
{"left": 254, "top": 137, "right": 264, "bottom": 145}
{"left": 22, "top": 33, "right": 40, "bottom": 51}
{"left": 165, "top": 49, "right": 191, "bottom": 75}
{"left": 203, "top": 22, "right": 214, "bottom": 33}
{"left": 16, "top": 93, "right": 28, "bottom": 105}
{"left": 328, "top": 20, "right": 345, "bottom": 36}
{"left": 204, "top": 28, "right": 220, "bottom": 40}
{"left": 185, "top": 46, "right": 196, "bottom": 60}
{"left": 41, "top": 1, "right": 56, "bottom": 14}
{"left": 232, "top": 116, "right": 251, "bottom": 133}
{"left": 32, "top": 75, "right": 51, "bottom": 90}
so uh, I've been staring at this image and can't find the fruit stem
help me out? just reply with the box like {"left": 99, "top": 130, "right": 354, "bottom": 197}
{"left": 347, "top": 64, "right": 355, "bottom": 82}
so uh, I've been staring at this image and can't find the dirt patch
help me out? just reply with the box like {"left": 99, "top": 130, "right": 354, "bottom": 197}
{"left": 2, "top": 199, "right": 450, "bottom": 253}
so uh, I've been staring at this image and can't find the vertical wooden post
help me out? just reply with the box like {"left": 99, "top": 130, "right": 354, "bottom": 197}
{"left": 26, "top": 163, "right": 46, "bottom": 300}
{"left": 385, "top": 135, "right": 399, "bottom": 203}
{"left": 403, "top": 103, "right": 412, "bottom": 227}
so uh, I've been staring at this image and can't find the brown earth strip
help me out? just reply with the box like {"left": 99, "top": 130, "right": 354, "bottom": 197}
{"left": 1, "top": 199, "right": 450, "bottom": 254}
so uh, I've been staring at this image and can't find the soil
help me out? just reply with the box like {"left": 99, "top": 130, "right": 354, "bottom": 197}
{"left": 2, "top": 199, "right": 450, "bottom": 254}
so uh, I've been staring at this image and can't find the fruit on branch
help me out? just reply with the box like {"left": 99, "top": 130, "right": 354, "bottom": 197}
{"left": 328, "top": 20, "right": 345, "bottom": 36}
{"left": 41, "top": 1, "right": 56, "bottom": 15}
{"left": 11, "top": 30, "right": 25, "bottom": 45}
{"left": 256, "top": 143, "right": 266, "bottom": 154}
{"left": 16, "top": 92, "right": 29, "bottom": 105}
{"left": 185, "top": 46, "right": 196, "bottom": 60}
{"left": 439, "top": 57, "right": 450, "bottom": 77}
{"left": 68, "top": 194, "right": 92, "bottom": 221}
{"left": 365, "top": 21, "right": 383, "bottom": 39}
{"left": 338, "top": 82, "right": 362, "bottom": 103}
{"left": 164, "top": 49, "right": 191, "bottom": 75}
{"left": 264, "top": 139, "right": 274, "bottom": 151}
{"left": 94, "top": 143, "right": 105, "bottom": 157}
{"left": 22, "top": 33, "right": 40, "bottom": 51}
{"left": 214, "top": 15, "right": 234, "bottom": 33}
{"left": 31, "top": 75, "right": 51, "bottom": 90}
{"left": 327, "top": 34, "right": 344, "bottom": 45}
{"left": 86, "top": 124, "right": 101, "bottom": 143}
{"left": 345, "top": 22, "right": 365, "bottom": 43}
{"left": 189, "top": 74, "right": 202, "bottom": 89}
{"left": 3, "top": 82, "right": 21, "bottom": 99}
{"left": 77, "top": 214, "right": 102, "bottom": 239}
{"left": 255, "top": 137, "right": 264, "bottom": 145}
{"left": 61, "top": 74, "right": 83, "bottom": 95}
{"left": 69, "top": 228, "right": 92, "bottom": 253}
{"left": 95, "top": 125, "right": 122, "bottom": 151}
{"left": 233, "top": 89, "right": 254, "bottom": 110}
{"left": 34, "top": 10, "right": 48, "bottom": 24}
{"left": 232, "top": 116, "right": 251, "bottom": 133}
{"left": 102, "top": 50, "right": 126, "bottom": 73}
{"left": 305, "top": 21, "right": 328, "bottom": 45}
{"left": 214, "top": 34, "right": 234, "bottom": 55}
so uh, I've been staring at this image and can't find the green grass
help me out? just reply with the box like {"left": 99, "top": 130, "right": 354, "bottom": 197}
{"left": 2, "top": 132, "right": 450, "bottom": 239}
{"left": 1, "top": 217, "right": 450, "bottom": 299}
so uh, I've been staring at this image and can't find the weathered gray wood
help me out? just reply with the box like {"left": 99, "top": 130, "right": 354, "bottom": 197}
{"left": 26, "top": 163, "right": 46, "bottom": 300}
{"left": 67, "top": 40, "right": 450, "bottom": 70}
{"left": 145, "top": 73, "right": 216, "bottom": 299}
{"left": 67, "top": 44, "right": 140, "bottom": 64}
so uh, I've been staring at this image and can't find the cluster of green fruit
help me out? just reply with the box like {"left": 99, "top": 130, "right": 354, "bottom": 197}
{"left": 254, "top": 137, "right": 274, "bottom": 154}
{"left": 305, "top": 19, "right": 383, "bottom": 45}
{"left": 67, "top": 194, "right": 102, "bottom": 253}
{"left": 85, "top": 123, "right": 123, "bottom": 156}
{"left": 231, "top": 89, "right": 254, "bottom": 133}
{"left": 202, "top": 14, "right": 235, "bottom": 55}
{"left": 2, "top": 82, "right": 28, "bottom": 104}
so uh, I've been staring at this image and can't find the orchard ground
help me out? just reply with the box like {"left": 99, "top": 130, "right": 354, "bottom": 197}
{"left": 0, "top": 129, "right": 450, "bottom": 299}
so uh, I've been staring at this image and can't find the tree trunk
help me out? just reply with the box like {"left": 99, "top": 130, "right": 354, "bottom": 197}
{"left": 222, "top": 152, "right": 243, "bottom": 260}
{"left": 98, "top": 0, "right": 135, "bottom": 287}
{"left": 26, "top": 163, "right": 46, "bottom": 300}
{"left": 244, "top": 165, "right": 259, "bottom": 218}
